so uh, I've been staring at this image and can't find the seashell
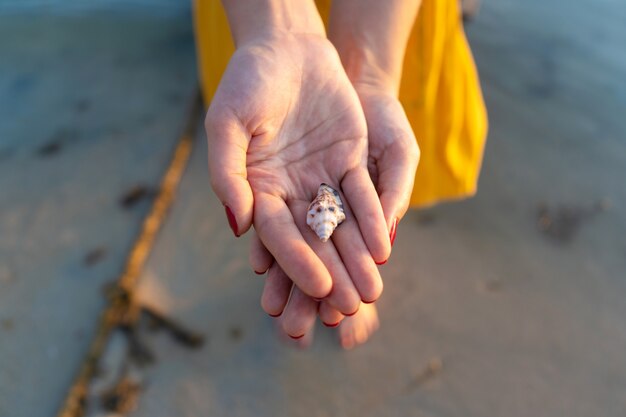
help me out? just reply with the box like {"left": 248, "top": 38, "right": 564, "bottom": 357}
{"left": 306, "top": 183, "right": 345, "bottom": 242}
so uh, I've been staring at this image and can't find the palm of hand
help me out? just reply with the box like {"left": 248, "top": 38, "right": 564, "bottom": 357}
{"left": 224, "top": 35, "right": 367, "bottom": 202}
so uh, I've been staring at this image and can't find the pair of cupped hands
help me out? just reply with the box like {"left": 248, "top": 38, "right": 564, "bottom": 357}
{"left": 205, "top": 28, "right": 419, "bottom": 340}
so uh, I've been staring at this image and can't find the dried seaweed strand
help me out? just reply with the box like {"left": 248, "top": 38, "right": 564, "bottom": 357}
{"left": 56, "top": 90, "right": 202, "bottom": 417}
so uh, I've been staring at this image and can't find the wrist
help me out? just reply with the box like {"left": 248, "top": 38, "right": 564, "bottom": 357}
{"left": 222, "top": 0, "right": 325, "bottom": 48}
{"left": 328, "top": 0, "right": 421, "bottom": 96}
{"left": 332, "top": 40, "right": 401, "bottom": 96}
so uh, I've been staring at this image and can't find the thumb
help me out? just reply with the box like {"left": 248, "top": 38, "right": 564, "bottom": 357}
{"left": 377, "top": 136, "right": 420, "bottom": 225}
{"left": 205, "top": 107, "right": 254, "bottom": 237}
{"left": 366, "top": 101, "right": 420, "bottom": 243}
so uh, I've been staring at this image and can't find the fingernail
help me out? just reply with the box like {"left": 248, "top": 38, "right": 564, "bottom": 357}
{"left": 289, "top": 334, "right": 305, "bottom": 340}
{"left": 375, "top": 259, "right": 388, "bottom": 266}
{"left": 390, "top": 218, "right": 398, "bottom": 247}
{"left": 323, "top": 321, "right": 340, "bottom": 328}
{"left": 224, "top": 205, "right": 239, "bottom": 237}
{"left": 268, "top": 312, "right": 281, "bottom": 318}
{"left": 344, "top": 308, "right": 359, "bottom": 317}
{"left": 361, "top": 298, "right": 376, "bottom": 304}
{"left": 254, "top": 269, "right": 267, "bottom": 275}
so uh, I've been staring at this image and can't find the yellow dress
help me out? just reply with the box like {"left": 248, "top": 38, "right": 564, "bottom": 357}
{"left": 193, "top": 0, "right": 488, "bottom": 208}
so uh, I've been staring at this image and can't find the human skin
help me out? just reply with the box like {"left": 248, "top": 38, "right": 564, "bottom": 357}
{"left": 330, "top": 0, "right": 422, "bottom": 224}
{"left": 250, "top": 0, "right": 422, "bottom": 341}
{"left": 205, "top": 0, "right": 391, "bottom": 319}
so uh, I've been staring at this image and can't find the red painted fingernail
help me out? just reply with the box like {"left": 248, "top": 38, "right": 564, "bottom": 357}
{"left": 268, "top": 312, "right": 281, "bottom": 318}
{"left": 375, "top": 259, "right": 388, "bottom": 266}
{"left": 390, "top": 218, "right": 398, "bottom": 247}
{"left": 224, "top": 205, "right": 239, "bottom": 237}
{"left": 323, "top": 321, "right": 340, "bottom": 328}
{"left": 344, "top": 308, "right": 359, "bottom": 317}
{"left": 254, "top": 269, "right": 267, "bottom": 275}
{"left": 289, "top": 334, "right": 305, "bottom": 340}
{"left": 362, "top": 298, "right": 376, "bottom": 304}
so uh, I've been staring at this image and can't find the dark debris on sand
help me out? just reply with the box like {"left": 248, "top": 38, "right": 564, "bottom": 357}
{"left": 536, "top": 199, "right": 610, "bottom": 244}
{"left": 119, "top": 185, "right": 157, "bottom": 209}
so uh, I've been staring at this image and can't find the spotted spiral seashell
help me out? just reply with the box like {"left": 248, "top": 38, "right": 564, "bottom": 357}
{"left": 306, "top": 183, "right": 345, "bottom": 242}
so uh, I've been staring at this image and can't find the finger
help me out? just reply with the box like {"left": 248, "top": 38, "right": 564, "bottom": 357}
{"left": 332, "top": 201, "right": 384, "bottom": 302}
{"left": 376, "top": 142, "right": 419, "bottom": 247}
{"left": 249, "top": 229, "right": 273, "bottom": 274}
{"left": 280, "top": 286, "right": 318, "bottom": 338}
{"left": 205, "top": 107, "right": 254, "bottom": 237}
{"left": 341, "top": 168, "right": 391, "bottom": 264}
{"left": 261, "top": 263, "right": 292, "bottom": 317}
{"left": 319, "top": 300, "right": 345, "bottom": 327}
{"left": 254, "top": 193, "right": 333, "bottom": 299}
{"left": 363, "top": 95, "right": 420, "bottom": 230}
{"left": 289, "top": 200, "right": 361, "bottom": 316}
